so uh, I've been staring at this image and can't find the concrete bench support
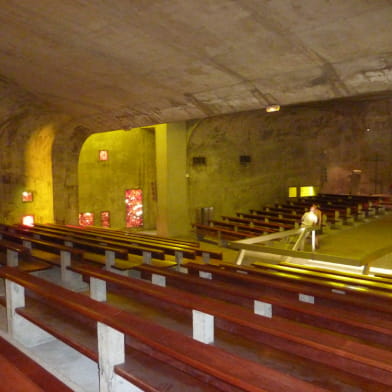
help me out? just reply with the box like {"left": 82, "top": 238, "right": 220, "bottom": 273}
{"left": 192, "top": 309, "right": 214, "bottom": 344}
{"left": 5, "top": 279, "right": 54, "bottom": 347}
{"left": 105, "top": 250, "right": 116, "bottom": 270}
{"left": 299, "top": 293, "right": 315, "bottom": 304}
{"left": 142, "top": 251, "right": 152, "bottom": 264}
{"left": 97, "top": 322, "right": 126, "bottom": 392}
{"left": 6, "top": 249, "right": 19, "bottom": 267}
{"left": 60, "top": 250, "right": 87, "bottom": 290}
{"left": 151, "top": 273, "right": 166, "bottom": 287}
{"left": 202, "top": 252, "right": 210, "bottom": 263}
{"left": 254, "top": 300, "right": 272, "bottom": 318}
{"left": 199, "top": 271, "right": 212, "bottom": 280}
{"left": 175, "top": 250, "right": 183, "bottom": 265}
{"left": 91, "top": 277, "right": 107, "bottom": 302}
{"left": 22, "top": 240, "right": 32, "bottom": 249}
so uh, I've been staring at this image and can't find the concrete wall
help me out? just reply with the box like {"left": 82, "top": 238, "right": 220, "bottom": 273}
{"left": 78, "top": 128, "right": 157, "bottom": 229}
{"left": 1, "top": 78, "right": 391, "bottom": 237}
{"left": 187, "top": 99, "right": 392, "bottom": 223}
{"left": 0, "top": 78, "right": 71, "bottom": 224}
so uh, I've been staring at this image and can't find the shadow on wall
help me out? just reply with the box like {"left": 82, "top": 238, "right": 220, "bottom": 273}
{"left": 322, "top": 166, "right": 354, "bottom": 194}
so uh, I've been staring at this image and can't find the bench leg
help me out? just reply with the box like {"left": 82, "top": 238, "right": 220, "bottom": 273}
{"left": 6, "top": 280, "right": 54, "bottom": 347}
{"left": 6, "top": 249, "right": 19, "bottom": 267}
{"left": 192, "top": 310, "right": 214, "bottom": 344}
{"left": 202, "top": 252, "right": 210, "bottom": 264}
{"left": 299, "top": 293, "right": 315, "bottom": 304}
{"left": 254, "top": 300, "right": 272, "bottom": 318}
{"left": 142, "top": 251, "right": 152, "bottom": 264}
{"left": 97, "top": 322, "right": 125, "bottom": 392}
{"left": 90, "top": 277, "right": 107, "bottom": 302}
{"left": 151, "top": 273, "right": 166, "bottom": 287}
{"left": 61, "top": 251, "right": 88, "bottom": 291}
{"left": 105, "top": 250, "right": 115, "bottom": 270}
{"left": 199, "top": 271, "right": 212, "bottom": 280}
{"left": 175, "top": 251, "right": 183, "bottom": 266}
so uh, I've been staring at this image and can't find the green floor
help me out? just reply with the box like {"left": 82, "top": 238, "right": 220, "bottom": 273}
{"left": 317, "top": 213, "right": 392, "bottom": 264}
{"left": 195, "top": 212, "right": 392, "bottom": 270}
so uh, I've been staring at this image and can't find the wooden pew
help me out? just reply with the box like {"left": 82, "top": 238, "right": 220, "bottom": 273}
{"left": 193, "top": 223, "right": 253, "bottom": 245}
{"left": 28, "top": 223, "right": 221, "bottom": 264}
{"left": 12, "top": 225, "right": 168, "bottom": 266}
{"left": 250, "top": 260, "right": 392, "bottom": 293}
{"left": 0, "top": 239, "right": 51, "bottom": 272}
{"left": 278, "top": 260, "right": 392, "bottom": 285}
{"left": 286, "top": 201, "right": 355, "bottom": 224}
{"left": 238, "top": 211, "right": 299, "bottom": 225}
{"left": 181, "top": 262, "right": 392, "bottom": 320}
{"left": 65, "top": 223, "right": 201, "bottom": 248}
{"left": 209, "top": 219, "right": 274, "bottom": 235}
{"left": 70, "top": 262, "right": 392, "bottom": 388}
{"left": 73, "top": 261, "right": 392, "bottom": 350}
{"left": 0, "top": 336, "right": 72, "bottom": 392}
{"left": 233, "top": 214, "right": 295, "bottom": 230}
{"left": 0, "top": 267, "right": 330, "bottom": 392}
{"left": 1, "top": 228, "right": 141, "bottom": 287}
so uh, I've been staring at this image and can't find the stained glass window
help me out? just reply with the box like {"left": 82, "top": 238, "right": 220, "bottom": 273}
{"left": 101, "top": 211, "right": 110, "bottom": 228}
{"left": 99, "top": 150, "right": 108, "bottom": 161}
{"left": 79, "top": 212, "right": 94, "bottom": 226}
{"left": 22, "top": 215, "right": 34, "bottom": 226}
{"left": 125, "top": 189, "right": 143, "bottom": 228}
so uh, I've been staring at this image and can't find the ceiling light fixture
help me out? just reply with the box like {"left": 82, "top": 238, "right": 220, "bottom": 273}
{"left": 266, "top": 104, "right": 280, "bottom": 113}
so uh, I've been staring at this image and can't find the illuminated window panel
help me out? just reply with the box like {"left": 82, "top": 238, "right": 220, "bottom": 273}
{"left": 99, "top": 150, "right": 108, "bottom": 161}
{"left": 288, "top": 187, "right": 297, "bottom": 198}
{"left": 79, "top": 212, "right": 94, "bottom": 226}
{"left": 100, "top": 211, "right": 110, "bottom": 228}
{"left": 22, "top": 215, "right": 34, "bottom": 226}
{"left": 300, "top": 186, "right": 316, "bottom": 197}
{"left": 125, "top": 189, "right": 143, "bottom": 228}
{"left": 22, "top": 191, "right": 33, "bottom": 202}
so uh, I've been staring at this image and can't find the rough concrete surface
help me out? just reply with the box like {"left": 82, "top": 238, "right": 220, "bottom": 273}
{"left": 0, "top": 1, "right": 391, "bottom": 129}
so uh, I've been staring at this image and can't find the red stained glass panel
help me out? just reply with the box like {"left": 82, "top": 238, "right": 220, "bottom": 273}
{"left": 125, "top": 189, "right": 143, "bottom": 228}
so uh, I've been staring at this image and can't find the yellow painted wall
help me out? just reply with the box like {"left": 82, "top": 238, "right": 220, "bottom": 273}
{"left": 78, "top": 128, "right": 156, "bottom": 229}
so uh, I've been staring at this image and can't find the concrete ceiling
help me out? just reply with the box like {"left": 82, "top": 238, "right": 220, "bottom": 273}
{"left": 1, "top": 0, "right": 392, "bottom": 129}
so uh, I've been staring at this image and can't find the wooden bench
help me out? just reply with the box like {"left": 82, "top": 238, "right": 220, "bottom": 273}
{"left": 209, "top": 219, "right": 274, "bottom": 235}
{"left": 232, "top": 214, "right": 294, "bottom": 230}
{"left": 63, "top": 223, "right": 201, "bottom": 248}
{"left": 237, "top": 212, "right": 298, "bottom": 227}
{"left": 80, "top": 260, "right": 392, "bottom": 349}
{"left": 0, "top": 266, "right": 330, "bottom": 392}
{"left": 250, "top": 260, "right": 392, "bottom": 293}
{"left": 278, "top": 260, "right": 392, "bottom": 284}
{"left": 13, "top": 225, "right": 168, "bottom": 266}
{"left": 0, "top": 335, "right": 72, "bottom": 392}
{"left": 181, "top": 262, "right": 392, "bottom": 320}
{"left": 193, "top": 223, "right": 253, "bottom": 245}
{"left": 25, "top": 223, "right": 222, "bottom": 263}
{"left": 69, "top": 262, "right": 392, "bottom": 388}
{"left": 0, "top": 239, "right": 51, "bottom": 272}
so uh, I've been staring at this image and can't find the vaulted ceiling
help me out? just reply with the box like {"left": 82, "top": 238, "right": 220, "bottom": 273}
{"left": 1, "top": 0, "right": 391, "bottom": 129}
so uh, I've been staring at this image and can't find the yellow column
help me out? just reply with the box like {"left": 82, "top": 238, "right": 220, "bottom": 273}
{"left": 155, "top": 122, "right": 189, "bottom": 237}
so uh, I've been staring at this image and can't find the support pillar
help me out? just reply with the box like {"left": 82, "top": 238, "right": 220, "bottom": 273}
{"left": 6, "top": 249, "right": 19, "bottom": 267}
{"left": 97, "top": 322, "right": 125, "bottom": 392}
{"left": 90, "top": 277, "right": 107, "bottom": 302}
{"left": 155, "top": 122, "right": 190, "bottom": 237}
{"left": 105, "top": 250, "right": 115, "bottom": 270}
{"left": 192, "top": 310, "right": 214, "bottom": 344}
{"left": 6, "top": 280, "right": 53, "bottom": 347}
